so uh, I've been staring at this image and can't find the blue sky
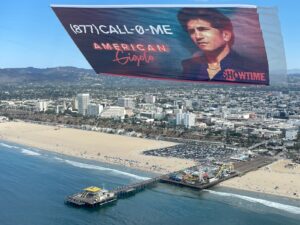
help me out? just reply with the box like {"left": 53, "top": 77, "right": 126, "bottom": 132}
{"left": 0, "top": 0, "right": 299, "bottom": 69}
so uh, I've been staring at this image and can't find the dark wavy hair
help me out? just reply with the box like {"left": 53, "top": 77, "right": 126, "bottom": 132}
{"left": 177, "top": 8, "right": 235, "bottom": 46}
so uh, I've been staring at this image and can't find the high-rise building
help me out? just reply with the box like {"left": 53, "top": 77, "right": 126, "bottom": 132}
{"left": 183, "top": 112, "right": 196, "bottom": 128}
{"left": 117, "top": 97, "right": 135, "bottom": 109}
{"left": 176, "top": 113, "right": 184, "bottom": 126}
{"left": 63, "top": 101, "right": 67, "bottom": 110}
{"left": 176, "top": 112, "right": 195, "bottom": 128}
{"left": 72, "top": 97, "right": 78, "bottom": 110}
{"left": 77, "top": 93, "right": 90, "bottom": 116}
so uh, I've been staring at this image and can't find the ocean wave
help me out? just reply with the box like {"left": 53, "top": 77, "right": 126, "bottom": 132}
{"left": 21, "top": 149, "right": 41, "bottom": 156}
{"left": 53, "top": 157, "right": 64, "bottom": 161}
{"left": 0, "top": 143, "right": 19, "bottom": 149}
{"left": 205, "top": 190, "right": 300, "bottom": 215}
{"left": 63, "top": 159, "right": 150, "bottom": 180}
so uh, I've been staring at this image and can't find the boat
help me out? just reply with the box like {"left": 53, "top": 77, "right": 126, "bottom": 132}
{"left": 65, "top": 186, "right": 117, "bottom": 207}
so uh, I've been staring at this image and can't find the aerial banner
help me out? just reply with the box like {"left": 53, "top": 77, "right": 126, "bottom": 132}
{"left": 52, "top": 5, "right": 269, "bottom": 85}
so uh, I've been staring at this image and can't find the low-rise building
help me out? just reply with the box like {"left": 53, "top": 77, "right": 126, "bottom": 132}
{"left": 87, "top": 104, "right": 103, "bottom": 116}
{"left": 101, "top": 106, "right": 125, "bottom": 119}
{"left": 36, "top": 101, "right": 48, "bottom": 112}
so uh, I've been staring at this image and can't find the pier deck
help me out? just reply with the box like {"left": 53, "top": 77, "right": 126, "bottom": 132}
{"left": 233, "top": 156, "right": 275, "bottom": 175}
{"left": 160, "top": 156, "right": 274, "bottom": 190}
{"left": 112, "top": 176, "right": 164, "bottom": 197}
{"left": 111, "top": 156, "right": 275, "bottom": 196}
{"left": 66, "top": 156, "right": 276, "bottom": 208}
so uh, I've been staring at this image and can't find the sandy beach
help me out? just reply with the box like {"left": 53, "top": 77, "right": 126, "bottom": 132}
{"left": 1, "top": 121, "right": 300, "bottom": 200}
{"left": 219, "top": 159, "right": 300, "bottom": 200}
{"left": 0, "top": 121, "right": 195, "bottom": 173}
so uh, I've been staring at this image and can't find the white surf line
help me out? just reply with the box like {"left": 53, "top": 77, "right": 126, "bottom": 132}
{"left": 205, "top": 189, "right": 300, "bottom": 215}
{"left": 63, "top": 159, "right": 150, "bottom": 180}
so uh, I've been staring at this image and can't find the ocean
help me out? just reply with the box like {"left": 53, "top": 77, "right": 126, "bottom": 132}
{"left": 0, "top": 141, "right": 299, "bottom": 225}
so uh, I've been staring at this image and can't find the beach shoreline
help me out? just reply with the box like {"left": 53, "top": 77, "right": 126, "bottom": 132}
{"left": 1, "top": 121, "right": 299, "bottom": 200}
{"left": 218, "top": 159, "right": 300, "bottom": 200}
{"left": 0, "top": 121, "right": 195, "bottom": 174}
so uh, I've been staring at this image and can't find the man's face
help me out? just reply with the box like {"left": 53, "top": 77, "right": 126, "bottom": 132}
{"left": 186, "top": 19, "right": 231, "bottom": 52}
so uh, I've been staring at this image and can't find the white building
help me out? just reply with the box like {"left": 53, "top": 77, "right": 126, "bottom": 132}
{"left": 101, "top": 106, "right": 125, "bottom": 119}
{"left": 176, "top": 112, "right": 196, "bottom": 128}
{"left": 87, "top": 103, "right": 103, "bottom": 116}
{"left": 214, "top": 119, "right": 235, "bottom": 129}
{"left": 144, "top": 95, "right": 156, "bottom": 104}
{"left": 77, "top": 93, "right": 90, "bottom": 116}
{"left": 73, "top": 97, "right": 78, "bottom": 110}
{"left": 165, "top": 109, "right": 173, "bottom": 115}
{"left": 288, "top": 119, "right": 300, "bottom": 127}
{"left": 197, "top": 122, "right": 207, "bottom": 129}
{"left": 183, "top": 112, "right": 196, "bottom": 128}
{"left": 176, "top": 113, "right": 184, "bottom": 126}
{"left": 36, "top": 101, "right": 48, "bottom": 112}
{"left": 0, "top": 116, "right": 8, "bottom": 122}
{"left": 285, "top": 129, "right": 298, "bottom": 141}
{"left": 56, "top": 105, "right": 65, "bottom": 114}
{"left": 118, "top": 97, "right": 135, "bottom": 109}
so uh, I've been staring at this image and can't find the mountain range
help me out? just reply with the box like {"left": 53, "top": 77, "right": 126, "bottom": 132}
{"left": 0, "top": 67, "right": 298, "bottom": 85}
{"left": 0, "top": 67, "right": 96, "bottom": 83}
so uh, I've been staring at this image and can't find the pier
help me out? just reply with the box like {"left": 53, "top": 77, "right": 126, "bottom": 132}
{"left": 112, "top": 175, "right": 164, "bottom": 197}
{"left": 160, "top": 156, "right": 275, "bottom": 190}
{"left": 233, "top": 156, "right": 275, "bottom": 175}
{"left": 66, "top": 156, "right": 276, "bottom": 208}
{"left": 112, "top": 156, "right": 275, "bottom": 196}
{"left": 159, "top": 173, "right": 239, "bottom": 190}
